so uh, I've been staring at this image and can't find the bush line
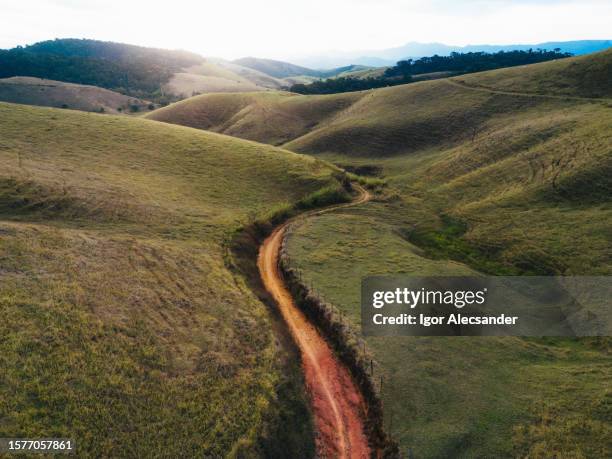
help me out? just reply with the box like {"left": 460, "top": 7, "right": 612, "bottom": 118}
{"left": 225, "top": 178, "right": 398, "bottom": 457}
{"left": 279, "top": 235, "right": 400, "bottom": 458}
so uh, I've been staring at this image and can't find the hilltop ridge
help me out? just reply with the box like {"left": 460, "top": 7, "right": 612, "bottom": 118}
{"left": 147, "top": 48, "right": 612, "bottom": 155}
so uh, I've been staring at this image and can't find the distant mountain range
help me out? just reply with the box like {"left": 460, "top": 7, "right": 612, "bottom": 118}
{"left": 293, "top": 40, "right": 612, "bottom": 68}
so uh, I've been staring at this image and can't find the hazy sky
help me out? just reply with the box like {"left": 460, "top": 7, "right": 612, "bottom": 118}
{"left": 1, "top": 0, "right": 610, "bottom": 59}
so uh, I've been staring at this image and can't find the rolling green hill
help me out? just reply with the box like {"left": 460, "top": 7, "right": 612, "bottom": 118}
{"left": 147, "top": 49, "right": 612, "bottom": 155}
{"left": 146, "top": 50, "right": 612, "bottom": 275}
{"left": 0, "top": 77, "right": 151, "bottom": 113}
{"left": 0, "top": 39, "right": 291, "bottom": 104}
{"left": 147, "top": 91, "right": 364, "bottom": 146}
{"left": 147, "top": 49, "right": 612, "bottom": 457}
{"left": 0, "top": 101, "right": 345, "bottom": 457}
{"left": 280, "top": 49, "right": 612, "bottom": 458}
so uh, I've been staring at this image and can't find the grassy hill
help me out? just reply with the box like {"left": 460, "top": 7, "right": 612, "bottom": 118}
{"left": 0, "top": 39, "right": 292, "bottom": 104}
{"left": 0, "top": 101, "right": 345, "bottom": 457}
{"left": 0, "top": 39, "right": 203, "bottom": 101}
{"left": 0, "top": 77, "right": 151, "bottom": 114}
{"left": 147, "top": 50, "right": 612, "bottom": 275}
{"left": 148, "top": 49, "right": 612, "bottom": 456}
{"left": 233, "top": 57, "right": 321, "bottom": 78}
{"left": 333, "top": 66, "right": 387, "bottom": 79}
{"left": 147, "top": 91, "right": 364, "bottom": 146}
{"left": 162, "top": 60, "right": 290, "bottom": 98}
{"left": 453, "top": 49, "right": 612, "bottom": 99}
{"left": 148, "top": 49, "right": 611, "bottom": 153}
{"left": 282, "top": 49, "right": 612, "bottom": 458}
{"left": 290, "top": 50, "right": 611, "bottom": 458}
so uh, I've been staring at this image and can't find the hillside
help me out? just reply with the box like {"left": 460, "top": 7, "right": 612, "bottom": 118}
{"left": 0, "top": 77, "right": 151, "bottom": 113}
{"left": 233, "top": 57, "right": 321, "bottom": 78}
{"left": 146, "top": 49, "right": 612, "bottom": 456}
{"left": 453, "top": 48, "right": 612, "bottom": 99}
{"left": 0, "top": 39, "right": 203, "bottom": 100}
{"left": 163, "top": 62, "right": 264, "bottom": 97}
{"left": 290, "top": 49, "right": 573, "bottom": 95}
{"left": 162, "top": 59, "right": 293, "bottom": 97}
{"left": 148, "top": 49, "right": 612, "bottom": 274}
{"left": 230, "top": 58, "right": 377, "bottom": 82}
{"left": 0, "top": 39, "right": 291, "bottom": 102}
{"left": 279, "top": 50, "right": 612, "bottom": 457}
{"left": 148, "top": 49, "right": 612, "bottom": 156}
{"left": 278, "top": 49, "right": 612, "bottom": 458}
{"left": 333, "top": 66, "right": 386, "bottom": 79}
{"left": 0, "top": 101, "right": 345, "bottom": 456}
{"left": 147, "top": 91, "right": 364, "bottom": 146}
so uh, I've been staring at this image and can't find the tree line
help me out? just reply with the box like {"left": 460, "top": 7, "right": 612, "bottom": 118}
{"left": 291, "top": 49, "right": 572, "bottom": 94}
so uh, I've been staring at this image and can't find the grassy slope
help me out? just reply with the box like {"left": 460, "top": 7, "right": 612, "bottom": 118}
{"left": 146, "top": 91, "right": 364, "bottom": 146}
{"left": 453, "top": 51, "right": 612, "bottom": 99}
{"left": 164, "top": 62, "right": 271, "bottom": 97}
{"left": 148, "top": 49, "right": 612, "bottom": 154}
{"left": 164, "top": 60, "right": 289, "bottom": 98}
{"left": 286, "top": 205, "right": 610, "bottom": 458}
{"left": 148, "top": 49, "right": 612, "bottom": 456}
{"left": 0, "top": 77, "right": 150, "bottom": 113}
{"left": 0, "top": 102, "right": 343, "bottom": 457}
{"left": 232, "top": 57, "right": 319, "bottom": 78}
{"left": 148, "top": 49, "right": 612, "bottom": 276}
{"left": 215, "top": 60, "right": 286, "bottom": 89}
{"left": 284, "top": 51, "right": 612, "bottom": 457}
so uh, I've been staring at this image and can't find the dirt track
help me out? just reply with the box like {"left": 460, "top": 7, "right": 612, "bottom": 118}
{"left": 445, "top": 78, "right": 612, "bottom": 102}
{"left": 258, "top": 185, "right": 371, "bottom": 458}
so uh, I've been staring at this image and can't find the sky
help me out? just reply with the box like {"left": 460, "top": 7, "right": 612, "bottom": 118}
{"left": 0, "top": 0, "right": 610, "bottom": 60}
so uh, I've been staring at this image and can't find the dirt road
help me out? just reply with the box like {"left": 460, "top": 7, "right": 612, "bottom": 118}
{"left": 258, "top": 185, "right": 371, "bottom": 458}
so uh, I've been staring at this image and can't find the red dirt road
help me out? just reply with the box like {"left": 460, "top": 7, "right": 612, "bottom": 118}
{"left": 258, "top": 186, "right": 371, "bottom": 458}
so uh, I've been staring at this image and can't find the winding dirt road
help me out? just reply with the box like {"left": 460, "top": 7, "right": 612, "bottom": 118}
{"left": 258, "top": 185, "right": 371, "bottom": 458}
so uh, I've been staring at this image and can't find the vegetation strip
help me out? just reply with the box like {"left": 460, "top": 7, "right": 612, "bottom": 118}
{"left": 227, "top": 182, "right": 397, "bottom": 457}
{"left": 258, "top": 184, "right": 378, "bottom": 458}
{"left": 279, "top": 225, "right": 400, "bottom": 456}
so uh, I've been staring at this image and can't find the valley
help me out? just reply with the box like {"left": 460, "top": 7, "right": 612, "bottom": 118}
{"left": 0, "top": 34, "right": 610, "bottom": 458}
{"left": 147, "top": 48, "right": 612, "bottom": 457}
